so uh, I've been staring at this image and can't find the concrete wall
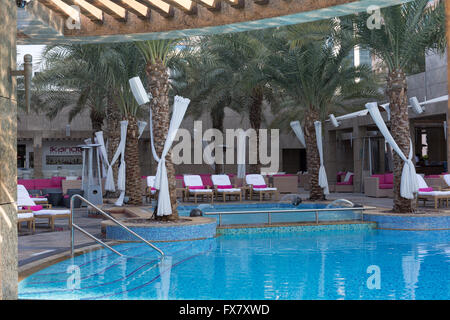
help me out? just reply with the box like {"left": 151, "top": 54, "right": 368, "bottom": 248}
{"left": 0, "top": 0, "right": 18, "bottom": 299}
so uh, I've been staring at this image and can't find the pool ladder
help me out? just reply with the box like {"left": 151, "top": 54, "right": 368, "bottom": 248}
{"left": 69, "top": 194, "right": 164, "bottom": 258}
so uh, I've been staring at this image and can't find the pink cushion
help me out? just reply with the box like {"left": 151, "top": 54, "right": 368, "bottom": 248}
{"left": 151, "top": 187, "right": 156, "bottom": 191}
{"left": 272, "top": 174, "right": 295, "bottom": 177}
{"left": 419, "top": 187, "right": 433, "bottom": 192}
{"left": 379, "top": 184, "right": 393, "bottom": 189}
{"left": 337, "top": 181, "right": 352, "bottom": 185}
{"left": 253, "top": 184, "right": 267, "bottom": 189}
{"left": 425, "top": 175, "right": 441, "bottom": 179}
{"left": 23, "top": 205, "right": 43, "bottom": 211}
{"left": 384, "top": 173, "right": 393, "bottom": 185}
{"left": 217, "top": 185, "right": 233, "bottom": 189}
{"left": 200, "top": 174, "right": 213, "bottom": 187}
{"left": 189, "top": 186, "right": 205, "bottom": 190}
{"left": 63, "top": 195, "right": 70, "bottom": 199}
{"left": 51, "top": 176, "right": 65, "bottom": 187}
{"left": 18, "top": 180, "right": 35, "bottom": 190}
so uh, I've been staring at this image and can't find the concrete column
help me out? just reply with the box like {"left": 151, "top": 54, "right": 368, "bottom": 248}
{"left": 32, "top": 135, "right": 43, "bottom": 178}
{"left": 324, "top": 129, "right": 337, "bottom": 184}
{"left": 378, "top": 138, "right": 385, "bottom": 174}
{"left": 446, "top": 0, "right": 450, "bottom": 167}
{"left": 352, "top": 123, "right": 366, "bottom": 193}
{"left": 0, "top": 0, "right": 18, "bottom": 299}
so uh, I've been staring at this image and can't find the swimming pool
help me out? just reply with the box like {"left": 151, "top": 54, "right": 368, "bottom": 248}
{"left": 177, "top": 203, "right": 362, "bottom": 225}
{"left": 19, "top": 229, "right": 450, "bottom": 300}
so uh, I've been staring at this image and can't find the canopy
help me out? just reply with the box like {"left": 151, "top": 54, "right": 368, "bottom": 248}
{"left": 290, "top": 121, "right": 306, "bottom": 148}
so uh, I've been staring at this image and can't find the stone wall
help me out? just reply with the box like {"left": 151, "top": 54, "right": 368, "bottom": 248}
{"left": 0, "top": 0, "right": 18, "bottom": 300}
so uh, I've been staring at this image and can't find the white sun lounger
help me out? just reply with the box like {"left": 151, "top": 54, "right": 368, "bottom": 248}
{"left": 416, "top": 174, "right": 450, "bottom": 209}
{"left": 245, "top": 174, "right": 278, "bottom": 201}
{"left": 183, "top": 175, "right": 214, "bottom": 204}
{"left": 17, "top": 184, "right": 71, "bottom": 231}
{"left": 211, "top": 174, "right": 242, "bottom": 202}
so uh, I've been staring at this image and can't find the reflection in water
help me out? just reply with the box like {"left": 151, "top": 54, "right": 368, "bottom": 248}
{"left": 156, "top": 256, "right": 173, "bottom": 300}
{"left": 18, "top": 231, "right": 450, "bottom": 300}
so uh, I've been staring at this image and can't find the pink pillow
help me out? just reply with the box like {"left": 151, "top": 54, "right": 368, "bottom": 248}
{"left": 24, "top": 205, "right": 43, "bottom": 211}
{"left": 217, "top": 185, "right": 233, "bottom": 189}
{"left": 384, "top": 173, "right": 394, "bottom": 185}
{"left": 188, "top": 186, "right": 205, "bottom": 190}
{"left": 151, "top": 187, "right": 156, "bottom": 191}
{"left": 253, "top": 184, "right": 267, "bottom": 189}
{"left": 63, "top": 195, "right": 70, "bottom": 199}
{"left": 419, "top": 187, "right": 433, "bottom": 192}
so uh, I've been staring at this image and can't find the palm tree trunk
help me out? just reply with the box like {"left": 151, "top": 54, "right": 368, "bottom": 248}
{"left": 446, "top": 0, "right": 450, "bottom": 167}
{"left": 249, "top": 87, "right": 263, "bottom": 174}
{"left": 146, "top": 59, "right": 178, "bottom": 220}
{"left": 106, "top": 92, "right": 121, "bottom": 198}
{"left": 304, "top": 107, "right": 324, "bottom": 201}
{"left": 90, "top": 109, "right": 104, "bottom": 134}
{"left": 387, "top": 70, "right": 415, "bottom": 213}
{"left": 125, "top": 116, "right": 142, "bottom": 205}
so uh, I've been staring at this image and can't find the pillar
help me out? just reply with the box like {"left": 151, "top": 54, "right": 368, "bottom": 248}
{"left": 446, "top": 0, "right": 450, "bottom": 168}
{"left": 32, "top": 135, "right": 43, "bottom": 178}
{"left": 352, "top": 123, "right": 366, "bottom": 193}
{"left": 324, "top": 129, "right": 337, "bottom": 185}
{"left": 0, "top": 0, "right": 18, "bottom": 299}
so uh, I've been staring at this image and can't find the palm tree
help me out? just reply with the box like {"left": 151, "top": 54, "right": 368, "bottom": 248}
{"left": 135, "top": 39, "right": 181, "bottom": 219}
{"left": 203, "top": 31, "right": 281, "bottom": 174}
{"left": 268, "top": 20, "right": 381, "bottom": 200}
{"left": 352, "top": 0, "right": 446, "bottom": 212}
{"left": 171, "top": 44, "right": 234, "bottom": 174}
{"left": 107, "top": 43, "right": 148, "bottom": 206}
{"left": 33, "top": 44, "right": 112, "bottom": 133}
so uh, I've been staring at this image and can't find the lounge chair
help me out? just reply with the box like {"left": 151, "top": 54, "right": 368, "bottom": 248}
{"left": 211, "top": 174, "right": 242, "bottom": 202}
{"left": 416, "top": 174, "right": 450, "bottom": 209}
{"left": 17, "top": 210, "right": 35, "bottom": 234}
{"left": 183, "top": 175, "right": 214, "bottom": 204}
{"left": 17, "top": 184, "right": 71, "bottom": 231}
{"left": 245, "top": 174, "right": 278, "bottom": 201}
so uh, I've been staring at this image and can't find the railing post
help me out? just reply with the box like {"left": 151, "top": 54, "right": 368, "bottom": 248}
{"left": 315, "top": 211, "right": 319, "bottom": 224}
{"left": 70, "top": 195, "right": 74, "bottom": 256}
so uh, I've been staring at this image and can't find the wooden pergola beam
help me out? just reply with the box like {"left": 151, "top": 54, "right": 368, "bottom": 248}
{"left": 117, "top": 0, "right": 152, "bottom": 19}
{"left": 134, "top": 0, "right": 174, "bottom": 17}
{"left": 90, "top": 0, "right": 128, "bottom": 21}
{"left": 66, "top": 0, "right": 104, "bottom": 22}
{"left": 20, "top": 0, "right": 415, "bottom": 44}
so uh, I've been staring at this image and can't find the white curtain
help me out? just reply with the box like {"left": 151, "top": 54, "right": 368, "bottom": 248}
{"left": 154, "top": 96, "right": 190, "bottom": 216}
{"left": 237, "top": 131, "right": 246, "bottom": 179}
{"left": 314, "top": 121, "right": 329, "bottom": 195}
{"left": 366, "top": 102, "right": 418, "bottom": 199}
{"left": 290, "top": 121, "right": 306, "bottom": 148}
{"left": 95, "top": 131, "right": 109, "bottom": 178}
{"left": 137, "top": 121, "right": 147, "bottom": 139}
{"left": 104, "top": 121, "right": 128, "bottom": 194}
{"left": 149, "top": 107, "right": 160, "bottom": 162}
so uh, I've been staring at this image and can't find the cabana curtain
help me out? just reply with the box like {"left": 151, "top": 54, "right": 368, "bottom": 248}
{"left": 237, "top": 131, "right": 246, "bottom": 179}
{"left": 95, "top": 131, "right": 109, "bottom": 178}
{"left": 290, "top": 121, "right": 306, "bottom": 148}
{"left": 103, "top": 121, "right": 128, "bottom": 194}
{"left": 365, "top": 102, "right": 418, "bottom": 199}
{"left": 154, "top": 96, "right": 190, "bottom": 216}
{"left": 314, "top": 121, "right": 329, "bottom": 195}
{"left": 137, "top": 121, "right": 147, "bottom": 139}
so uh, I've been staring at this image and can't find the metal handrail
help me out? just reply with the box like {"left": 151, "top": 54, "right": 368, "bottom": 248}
{"left": 202, "top": 206, "right": 376, "bottom": 226}
{"left": 70, "top": 194, "right": 164, "bottom": 257}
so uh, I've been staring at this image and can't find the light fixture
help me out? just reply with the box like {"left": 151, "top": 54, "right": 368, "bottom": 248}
{"left": 66, "top": 124, "right": 71, "bottom": 137}
{"left": 410, "top": 97, "right": 424, "bottom": 114}
{"left": 329, "top": 114, "right": 340, "bottom": 127}
{"left": 129, "top": 76, "right": 152, "bottom": 106}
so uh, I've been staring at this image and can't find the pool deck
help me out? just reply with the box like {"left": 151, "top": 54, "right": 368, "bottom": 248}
{"left": 17, "top": 189, "right": 449, "bottom": 268}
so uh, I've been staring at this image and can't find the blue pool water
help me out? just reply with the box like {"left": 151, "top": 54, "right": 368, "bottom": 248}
{"left": 19, "top": 229, "right": 450, "bottom": 300}
{"left": 177, "top": 203, "right": 361, "bottom": 225}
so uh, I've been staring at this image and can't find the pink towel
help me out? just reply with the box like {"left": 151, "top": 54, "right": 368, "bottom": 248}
{"left": 253, "top": 184, "right": 267, "bottom": 189}
{"left": 217, "top": 185, "right": 233, "bottom": 189}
